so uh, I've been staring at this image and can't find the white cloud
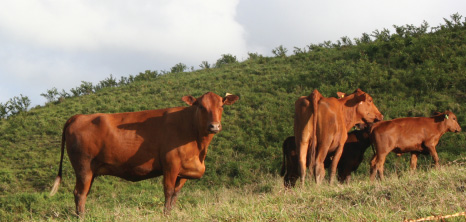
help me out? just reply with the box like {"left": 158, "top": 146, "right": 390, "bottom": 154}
{"left": 0, "top": 0, "right": 246, "bottom": 106}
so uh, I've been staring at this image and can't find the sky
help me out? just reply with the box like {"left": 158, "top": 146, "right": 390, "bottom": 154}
{"left": 1, "top": 0, "right": 465, "bottom": 107}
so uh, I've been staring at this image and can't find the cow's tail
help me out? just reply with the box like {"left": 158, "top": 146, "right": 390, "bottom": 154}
{"left": 50, "top": 118, "right": 72, "bottom": 196}
{"left": 309, "top": 89, "right": 322, "bottom": 174}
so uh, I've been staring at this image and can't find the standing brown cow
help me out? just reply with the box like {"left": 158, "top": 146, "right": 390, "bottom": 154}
{"left": 369, "top": 111, "right": 461, "bottom": 181}
{"left": 294, "top": 89, "right": 383, "bottom": 185}
{"left": 50, "top": 92, "right": 239, "bottom": 215}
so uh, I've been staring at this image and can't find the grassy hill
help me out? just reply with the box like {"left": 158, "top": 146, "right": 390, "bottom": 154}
{"left": 1, "top": 14, "right": 466, "bottom": 221}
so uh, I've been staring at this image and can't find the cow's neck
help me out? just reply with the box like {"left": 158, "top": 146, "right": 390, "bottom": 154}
{"left": 197, "top": 134, "right": 214, "bottom": 163}
{"left": 339, "top": 95, "right": 360, "bottom": 131}
{"left": 432, "top": 116, "right": 448, "bottom": 135}
{"left": 189, "top": 108, "right": 215, "bottom": 163}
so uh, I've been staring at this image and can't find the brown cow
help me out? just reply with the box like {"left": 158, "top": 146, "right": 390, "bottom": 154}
{"left": 294, "top": 89, "right": 383, "bottom": 185}
{"left": 50, "top": 92, "right": 239, "bottom": 215}
{"left": 281, "top": 126, "right": 371, "bottom": 187}
{"left": 369, "top": 111, "right": 461, "bottom": 181}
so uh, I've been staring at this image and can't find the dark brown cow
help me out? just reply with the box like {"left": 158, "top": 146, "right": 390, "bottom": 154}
{"left": 280, "top": 136, "right": 300, "bottom": 188}
{"left": 369, "top": 111, "right": 461, "bottom": 181}
{"left": 325, "top": 125, "right": 372, "bottom": 183}
{"left": 281, "top": 126, "right": 371, "bottom": 187}
{"left": 294, "top": 89, "right": 383, "bottom": 185}
{"left": 50, "top": 92, "right": 239, "bottom": 215}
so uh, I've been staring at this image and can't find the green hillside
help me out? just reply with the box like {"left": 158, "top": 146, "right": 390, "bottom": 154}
{"left": 1, "top": 14, "right": 466, "bottom": 221}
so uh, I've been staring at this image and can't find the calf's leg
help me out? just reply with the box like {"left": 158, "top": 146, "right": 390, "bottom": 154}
{"left": 410, "top": 152, "right": 419, "bottom": 171}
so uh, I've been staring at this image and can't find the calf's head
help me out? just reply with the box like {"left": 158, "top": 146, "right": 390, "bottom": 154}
{"left": 440, "top": 111, "right": 462, "bottom": 133}
{"left": 182, "top": 92, "right": 239, "bottom": 134}
{"left": 351, "top": 89, "right": 383, "bottom": 124}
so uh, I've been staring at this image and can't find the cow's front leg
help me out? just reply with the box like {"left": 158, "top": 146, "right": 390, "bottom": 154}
{"left": 163, "top": 167, "right": 180, "bottom": 215}
{"left": 170, "top": 178, "right": 187, "bottom": 208}
{"left": 427, "top": 146, "right": 440, "bottom": 168}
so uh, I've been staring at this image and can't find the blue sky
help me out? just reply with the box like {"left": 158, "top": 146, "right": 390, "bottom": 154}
{"left": 1, "top": 0, "right": 465, "bottom": 106}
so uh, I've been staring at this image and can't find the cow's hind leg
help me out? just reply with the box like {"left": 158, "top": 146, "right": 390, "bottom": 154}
{"left": 73, "top": 169, "right": 94, "bottom": 216}
{"left": 329, "top": 140, "right": 346, "bottom": 185}
{"left": 371, "top": 153, "right": 387, "bottom": 181}
{"left": 297, "top": 140, "right": 310, "bottom": 187}
{"left": 314, "top": 147, "right": 329, "bottom": 185}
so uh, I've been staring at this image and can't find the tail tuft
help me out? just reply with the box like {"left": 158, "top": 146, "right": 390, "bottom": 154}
{"left": 50, "top": 176, "right": 61, "bottom": 196}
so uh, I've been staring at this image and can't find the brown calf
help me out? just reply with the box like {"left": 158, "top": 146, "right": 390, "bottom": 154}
{"left": 370, "top": 111, "right": 461, "bottom": 181}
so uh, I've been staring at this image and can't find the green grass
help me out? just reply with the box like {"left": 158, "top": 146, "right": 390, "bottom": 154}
{"left": 1, "top": 15, "right": 466, "bottom": 221}
{"left": 1, "top": 165, "right": 465, "bottom": 221}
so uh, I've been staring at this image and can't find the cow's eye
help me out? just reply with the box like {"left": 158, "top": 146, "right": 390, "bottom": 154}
{"left": 199, "top": 105, "right": 205, "bottom": 110}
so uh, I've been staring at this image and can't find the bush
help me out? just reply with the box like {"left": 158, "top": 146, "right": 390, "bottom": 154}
{"left": 40, "top": 87, "right": 59, "bottom": 103}
{"left": 171, "top": 63, "right": 188, "bottom": 73}
{"left": 215, "top": 54, "right": 238, "bottom": 68}
{"left": 7, "top": 94, "right": 30, "bottom": 115}
{"left": 272, "top": 45, "right": 288, "bottom": 57}
{"left": 199, "top": 61, "right": 211, "bottom": 69}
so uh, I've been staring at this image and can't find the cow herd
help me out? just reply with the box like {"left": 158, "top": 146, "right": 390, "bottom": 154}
{"left": 282, "top": 89, "right": 461, "bottom": 188}
{"left": 48, "top": 90, "right": 461, "bottom": 216}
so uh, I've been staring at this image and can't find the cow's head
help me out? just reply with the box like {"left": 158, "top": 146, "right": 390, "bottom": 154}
{"left": 281, "top": 137, "right": 300, "bottom": 188}
{"left": 182, "top": 92, "right": 239, "bottom": 134}
{"left": 351, "top": 89, "right": 383, "bottom": 124}
{"left": 437, "top": 111, "right": 462, "bottom": 133}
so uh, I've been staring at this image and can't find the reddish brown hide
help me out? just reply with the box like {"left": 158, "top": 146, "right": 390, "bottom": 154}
{"left": 294, "top": 89, "right": 383, "bottom": 185}
{"left": 370, "top": 111, "right": 461, "bottom": 181}
{"left": 50, "top": 92, "right": 239, "bottom": 216}
{"left": 281, "top": 127, "right": 371, "bottom": 187}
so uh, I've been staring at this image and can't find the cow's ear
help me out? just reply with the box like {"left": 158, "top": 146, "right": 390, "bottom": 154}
{"left": 182, "top": 96, "right": 197, "bottom": 106}
{"left": 223, "top": 95, "right": 239, "bottom": 105}
{"left": 337, "top": 92, "right": 347, "bottom": 99}
{"left": 356, "top": 93, "right": 367, "bottom": 103}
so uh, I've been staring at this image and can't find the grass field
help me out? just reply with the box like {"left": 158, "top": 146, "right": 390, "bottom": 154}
{"left": 1, "top": 163, "right": 466, "bottom": 221}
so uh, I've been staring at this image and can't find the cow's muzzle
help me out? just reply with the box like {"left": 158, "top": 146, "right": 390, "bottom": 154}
{"left": 208, "top": 123, "right": 222, "bottom": 134}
